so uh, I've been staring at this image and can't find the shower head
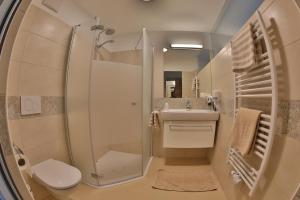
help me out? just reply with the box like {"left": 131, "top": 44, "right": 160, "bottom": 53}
{"left": 97, "top": 28, "right": 116, "bottom": 35}
{"left": 96, "top": 40, "right": 114, "bottom": 48}
{"left": 91, "top": 24, "right": 104, "bottom": 31}
{"left": 104, "top": 28, "right": 115, "bottom": 35}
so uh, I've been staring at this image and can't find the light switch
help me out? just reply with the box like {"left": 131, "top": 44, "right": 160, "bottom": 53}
{"left": 21, "top": 96, "right": 42, "bottom": 115}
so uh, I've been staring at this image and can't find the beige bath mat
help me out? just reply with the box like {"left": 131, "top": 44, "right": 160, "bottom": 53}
{"left": 152, "top": 169, "right": 217, "bottom": 192}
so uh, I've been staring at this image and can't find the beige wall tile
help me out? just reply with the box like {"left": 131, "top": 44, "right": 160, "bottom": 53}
{"left": 22, "top": 34, "right": 68, "bottom": 70}
{"left": 95, "top": 47, "right": 112, "bottom": 61}
{"left": 262, "top": 0, "right": 300, "bottom": 46}
{"left": 283, "top": 40, "right": 300, "bottom": 100}
{"left": 11, "top": 115, "right": 68, "bottom": 165}
{"left": 197, "top": 63, "right": 212, "bottom": 95}
{"left": 111, "top": 50, "right": 142, "bottom": 66}
{"left": 7, "top": 61, "right": 20, "bottom": 96}
{"left": 17, "top": 115, "right": 65, "bottom": 149}
{"left": 29, "top": 7, "right": 72, "bottom": 46}
{"left": 25, "top": 142, "right": 54, "bottom": 166}
{"left": 211, "top": 48, "right": 232, "bottom": 81}
{"left": 182, "top": 71, "right": 194, "bottom": 98}
{"left": 20, "top": 5, "right": 36, "bottom": 32}
{"left": 0, "top": 10, "right": 26, "bottom": 94}
{"left": 10, "top": 30, "right": 30, "bottom": 62}
{"left": 262, "top": 135, "right": 300, "bottom": 199}
{"left": 153, "top": 49, "right": 164, "bottom": 98}
{"left": 8, "top": 119, "right": 24, "bottom": 150}
{"left": 19, "top": 62, "right": 64, "bottom": 96}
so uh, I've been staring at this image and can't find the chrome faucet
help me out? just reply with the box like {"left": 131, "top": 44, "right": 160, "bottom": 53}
{"left": 207, "top": 96, "right": 217, "bottom": 111}
{"left": 185, "top": 100, "right": 192, "bottom": 110}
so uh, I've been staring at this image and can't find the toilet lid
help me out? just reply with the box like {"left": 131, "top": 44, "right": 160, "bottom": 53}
{"left": 32, "top": 159, "right": 82, "bottom": 190}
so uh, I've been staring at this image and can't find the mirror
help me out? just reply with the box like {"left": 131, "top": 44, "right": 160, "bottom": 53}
{"left": 163, "top": 49, "right": 212, "bottom": 98}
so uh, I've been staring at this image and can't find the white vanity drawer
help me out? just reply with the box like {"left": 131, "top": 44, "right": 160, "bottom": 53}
{"left": 163, "top": 121, "right": 216, "bottom": 148}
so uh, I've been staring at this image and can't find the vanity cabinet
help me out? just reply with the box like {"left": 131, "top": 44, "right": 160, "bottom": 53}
{"left": 163, "top": 120, "right": 216, "bottom": 148}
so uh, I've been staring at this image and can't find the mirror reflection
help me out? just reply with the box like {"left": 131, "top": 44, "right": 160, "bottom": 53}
{"left": 163, "top": 49, "right": 211, "bottom": 98}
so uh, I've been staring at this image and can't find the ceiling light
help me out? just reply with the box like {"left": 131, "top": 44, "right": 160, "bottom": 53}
{"left": 170, "top": 43, "right": 203, "bottom": 50}
{"left": 141, "top": 0, "right": 153, "bottom": 2}
{"left": 163, "top": 48, "right": 168, "bottom": 52}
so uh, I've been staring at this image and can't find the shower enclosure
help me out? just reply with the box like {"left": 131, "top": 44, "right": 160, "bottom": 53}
{"left": 65, "top": 19, "right": 153, "bottom": 186}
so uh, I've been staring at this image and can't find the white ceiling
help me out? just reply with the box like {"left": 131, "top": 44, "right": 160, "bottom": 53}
{"left": 72, "top": 0, "right": 226, "bottom": 35}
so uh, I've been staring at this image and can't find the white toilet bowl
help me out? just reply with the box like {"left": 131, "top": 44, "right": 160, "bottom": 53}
{"left": 32, "top": 159, "right": 81, "bottom": 190}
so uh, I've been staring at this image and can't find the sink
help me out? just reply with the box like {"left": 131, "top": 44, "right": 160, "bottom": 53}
{"left": 160, "top": 109, "right": 220, "bottom": 121}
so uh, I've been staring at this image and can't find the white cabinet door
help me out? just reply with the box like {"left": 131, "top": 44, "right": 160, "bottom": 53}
{"left": 163, "top": 121, "right": 216, "bottom": 148}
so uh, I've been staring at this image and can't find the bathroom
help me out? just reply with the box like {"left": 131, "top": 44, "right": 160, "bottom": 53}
{"left": 0, "top": 0, "right": 300, "bottom": 199}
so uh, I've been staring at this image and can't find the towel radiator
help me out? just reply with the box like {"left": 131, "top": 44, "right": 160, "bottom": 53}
{"left": 228, "top": 11, "right": 278, "bottom": 196}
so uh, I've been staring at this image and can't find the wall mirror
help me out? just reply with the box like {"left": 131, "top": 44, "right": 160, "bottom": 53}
{"left": 163, "top": 49, "right": 212, "bottom": 98}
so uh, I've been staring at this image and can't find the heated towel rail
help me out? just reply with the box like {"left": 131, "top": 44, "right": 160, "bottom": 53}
{"left": 228, "top": 11, "right": 278, "bottom": 196}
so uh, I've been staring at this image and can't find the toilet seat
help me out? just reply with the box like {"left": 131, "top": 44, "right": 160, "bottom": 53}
{"left": 32, "top": 159, "right": 81, "bottom": 190}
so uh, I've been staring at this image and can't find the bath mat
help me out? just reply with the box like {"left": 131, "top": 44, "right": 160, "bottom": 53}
{"left": 152, "top": 168, "right": 217, "bottom": 192}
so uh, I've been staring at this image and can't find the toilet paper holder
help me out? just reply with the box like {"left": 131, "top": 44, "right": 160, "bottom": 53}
{"left": 13, "top": 144, "right": 26, "bottom": 167}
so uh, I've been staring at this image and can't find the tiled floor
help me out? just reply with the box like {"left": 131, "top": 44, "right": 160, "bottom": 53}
{"left": 48, "top": 157, "right": 227, "bottom": 200}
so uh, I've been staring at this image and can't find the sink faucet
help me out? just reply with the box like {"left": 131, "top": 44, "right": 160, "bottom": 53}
{"left": 185, "top": 100, "right": 192, "bottom": 110}
{"left": 207, "top": 96, "right": 217, "bottom": 111}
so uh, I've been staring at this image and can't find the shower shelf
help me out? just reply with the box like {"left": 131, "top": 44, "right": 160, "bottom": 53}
{"left": 228, "top": 11, "right": 278, "bottom": 196}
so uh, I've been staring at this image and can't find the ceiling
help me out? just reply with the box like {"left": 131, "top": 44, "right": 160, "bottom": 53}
{"left": 72, "top": 0, "right": 226, "bottom": 35}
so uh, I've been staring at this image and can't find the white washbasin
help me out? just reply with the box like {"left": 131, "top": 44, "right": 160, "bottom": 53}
{"left": 160, "top": 109, "right": 220, "bottom": 121}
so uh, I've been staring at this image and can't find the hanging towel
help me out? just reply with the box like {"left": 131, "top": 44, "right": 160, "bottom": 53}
{"left": 231, "top": 107, "right": 262, "bottom": 156}
{"left": 148, "top": 111, "right": 160, "bottom": 129}
{"left": 231, "top": 24, "right": 256, "bottom": 73}
{"left": 192, "top": 76, "right": 200, "bottom": 98}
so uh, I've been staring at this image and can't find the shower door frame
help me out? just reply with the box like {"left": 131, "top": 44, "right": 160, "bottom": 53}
{"left": 65, "top": 19, "right": 99, "bottom": 186}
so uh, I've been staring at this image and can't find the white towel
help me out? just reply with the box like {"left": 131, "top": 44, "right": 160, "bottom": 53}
{"left": 192, "top": 76, "right": 200, "bottom": 98}
{"left": 149, "top": 111, "right": 160, "bottom": 129}
{"left": 231, "top": 107, "right": 262, "bottom": 156}
{"left": 231, "top": 24, "right": 256, "bottom": 73}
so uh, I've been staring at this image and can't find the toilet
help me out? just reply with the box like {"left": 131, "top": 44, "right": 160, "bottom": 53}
{"left": 31, "top": 159, "right": 82, "bottom": 190}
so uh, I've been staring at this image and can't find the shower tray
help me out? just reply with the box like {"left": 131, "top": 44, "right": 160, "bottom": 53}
{"left": 96, "top": 151, "right": 142, "bottom": 185}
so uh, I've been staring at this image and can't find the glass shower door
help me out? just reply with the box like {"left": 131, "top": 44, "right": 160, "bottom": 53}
{"left": 142, "top": 28, "right": 153, "bottom": 172}
{"left": 66, "top": 19, "right": 98, "bottom": 185}
{"left": 66, "top": 20, "right": 153, "bottom": 186}
{"left": 90, "top": 61, "right": 143, "bottom": 185}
